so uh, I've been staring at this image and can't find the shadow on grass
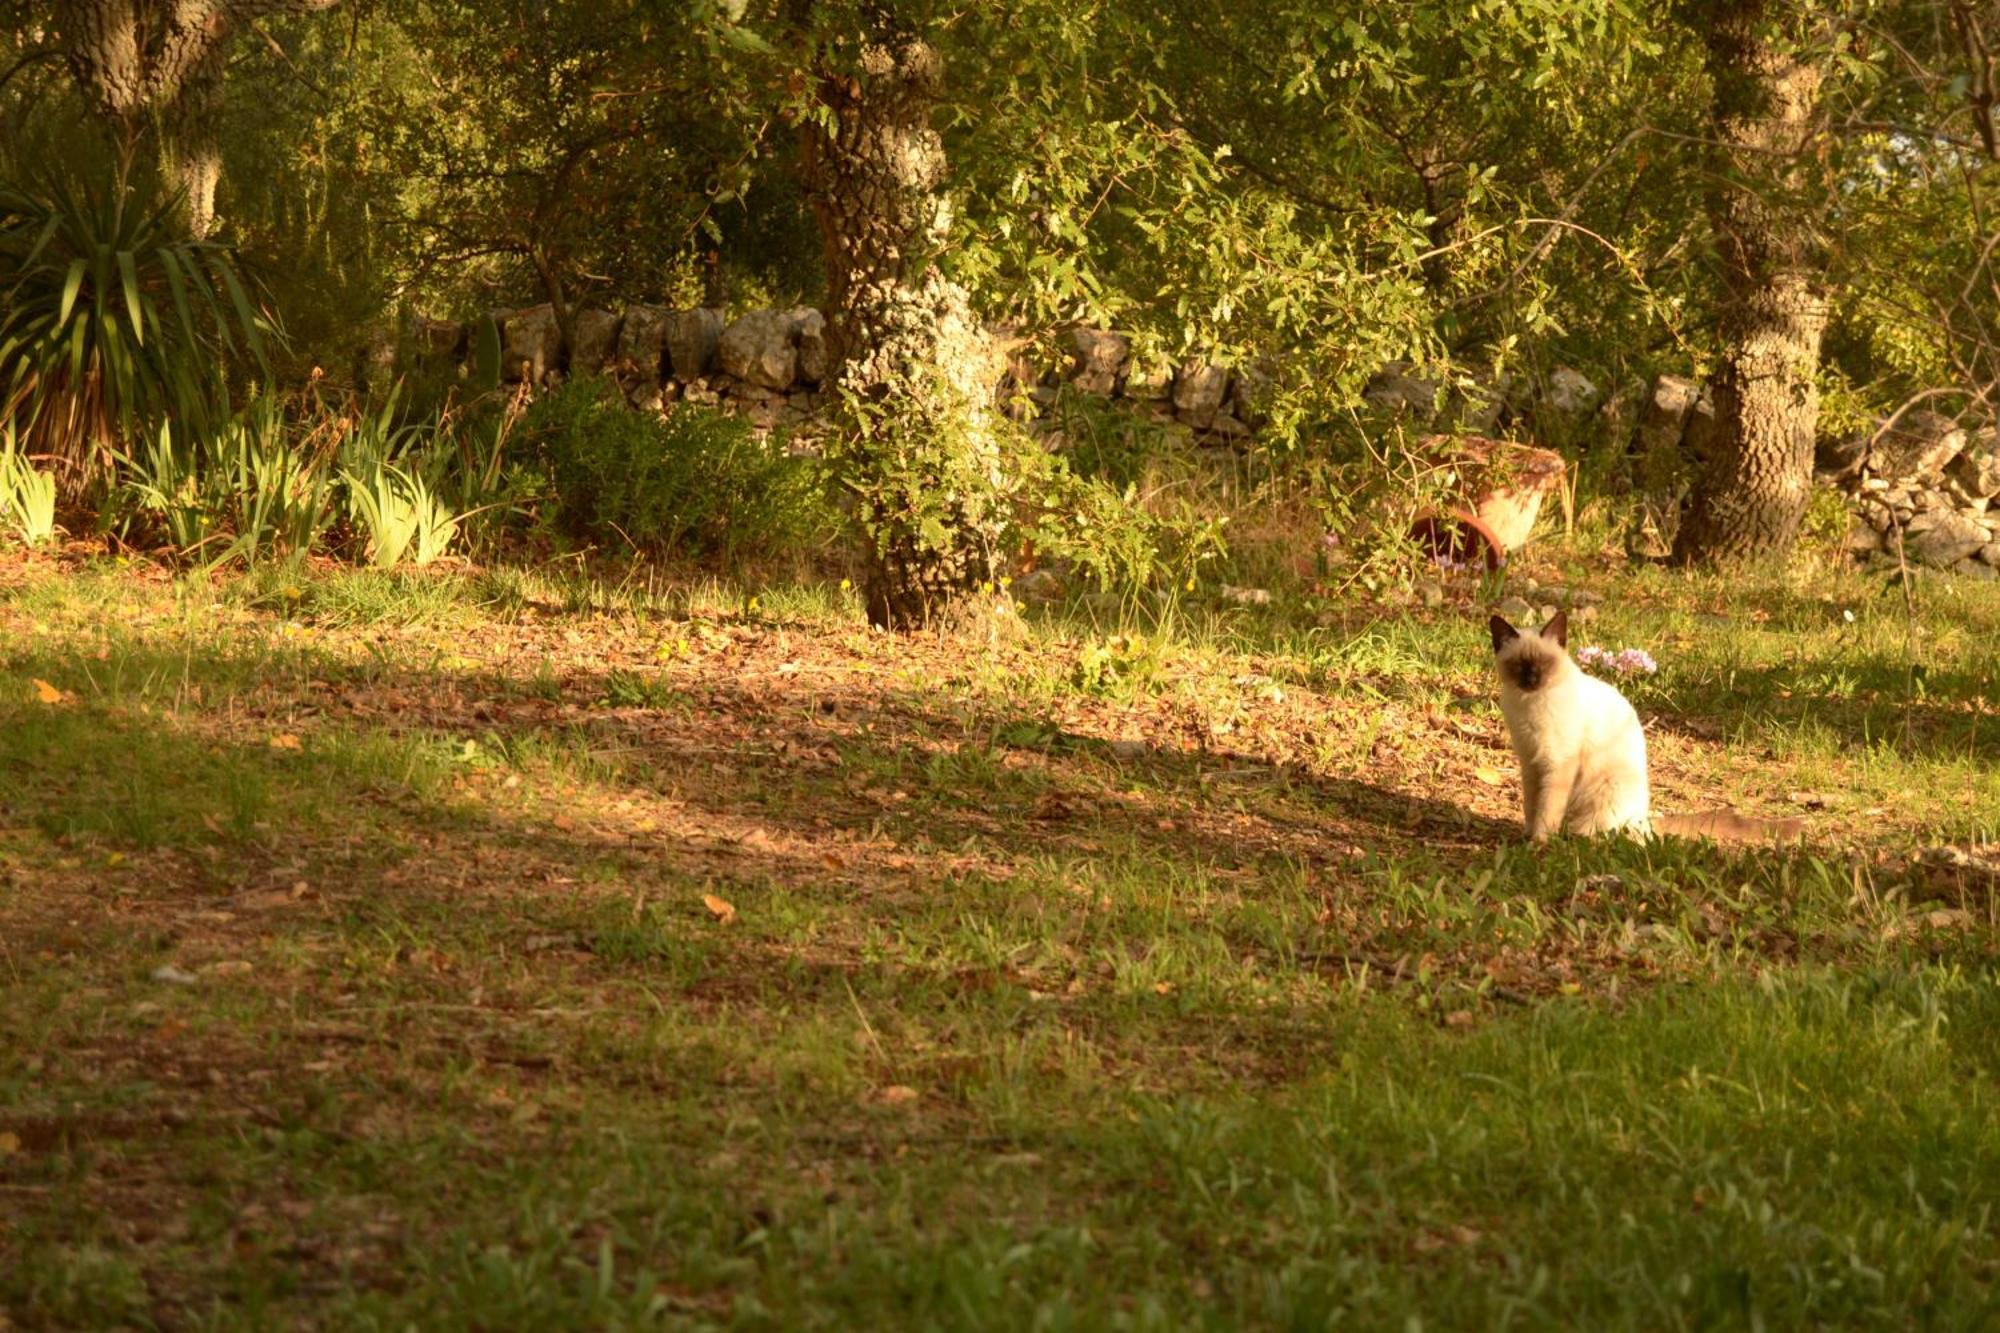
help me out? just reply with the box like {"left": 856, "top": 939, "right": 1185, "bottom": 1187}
{"left": 0, "top": 634, "right": 1520, "bottom": 890}
{"left": 1654, "top": 649, "right": 2000, "bottom": 765}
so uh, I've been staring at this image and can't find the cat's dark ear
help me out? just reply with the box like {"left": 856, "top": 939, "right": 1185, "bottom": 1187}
{"left": 1539, "top": 610, "right": 1568, "bottom": 648}
{"left": 1488, "top": 615, "right": 1520, "bottom": 653}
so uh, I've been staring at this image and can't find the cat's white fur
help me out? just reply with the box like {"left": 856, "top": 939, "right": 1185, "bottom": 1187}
{"left": 1491, "top": 612, "right": 1651, "bottom": 841}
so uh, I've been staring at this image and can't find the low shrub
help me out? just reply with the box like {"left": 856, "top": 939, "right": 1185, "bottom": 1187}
{"left": 518, "top": 380, "right": 831, "bottom": 562}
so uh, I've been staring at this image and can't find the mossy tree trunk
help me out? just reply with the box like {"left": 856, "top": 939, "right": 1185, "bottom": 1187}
{"left": 1673, "top": 0, "right": 1829, "bottom": 564}
{"left": 801, "top": 6, "right": 1006, "bottom": 630}
{"left": 57, "top": 0, "right": 340, "bottom": 238}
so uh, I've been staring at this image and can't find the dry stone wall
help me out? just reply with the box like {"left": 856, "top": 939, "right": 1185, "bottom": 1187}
{"left": 1817, "top": 411, "right": 2000, "bottom": 577}
{"left": 402, "top": 304, "right": 1279, "bottom": 442}
{"left": 399, "top": 305, "right": 1997, "bottom": 575}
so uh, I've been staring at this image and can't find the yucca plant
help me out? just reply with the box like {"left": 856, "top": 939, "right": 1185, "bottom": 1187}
{"left": 0, "top": 170, "right": 270, "bottom": 501}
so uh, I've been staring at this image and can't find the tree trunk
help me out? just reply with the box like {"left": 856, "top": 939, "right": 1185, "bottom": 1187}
{"left": 161, "top": 45, "right": 226, "bottom": 239}
{"left": 801, "top": 10, "right": 1006, "bottom": 630}
{"left": 56, "top": 0, "right": 338, "bottom": 238}
{"left": 1673, "top": 0, "right": 1829, "bottom": 565}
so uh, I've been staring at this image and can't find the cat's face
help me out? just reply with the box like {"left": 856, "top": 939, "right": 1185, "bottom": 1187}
{"left": 1489, "top": 612, "right": 1568, "bottom": 695}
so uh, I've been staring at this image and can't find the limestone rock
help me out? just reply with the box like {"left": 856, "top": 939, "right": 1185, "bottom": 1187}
{"left": 1542, "top": 366, "right": 1601, "bottom": 416}
{"left": 1869, "top": 410, "right": 1966, "bottom": 483}
{"left": 1845, "top": 518, "right": 1883, "bottom": 555}
{"left": 1363, "top": 360, "right": 1440, "bottom": 418}
{"left": 719, "top": 308, "right": 801, "bottom": 391}
{"left": 1632, "top": 374, "right": 1706, "bottom": 494}
{"left": 1011, "top": 568, "right": 1064, "bottom": 604}
{"left": 569, "top": 308, "right": 620, "bottom": 376}
{"left": 1227, "top": 359, "right": 1276, "bottom": 429}
{"left": 1946, "top": 427, "right": 2000, "bottom": 499}
{"left": 1206, "top": 413, "right": 1252, "bottom": 441}
{"left": 353, "top": 325, "right": 396, "bottom": 393}
{"left": 409, "top": 316, "right": 465, "bottom": 360}
{"left": 1636, "top": 374, "right": 1702, "bottom": 447}
{"left": 500, "top": 304, "right": 560, "bottom": 383}
{"left": 1980, "top": 541, "right": 2000, "bottom": 565}
{"left": 1173, "top": 362, "right": 1230, "bottom": 429}
{"left": 664, "top": 307, "right": 725, "bottom": 381}
{"left": 1945, "top": 477, "right": 1992, "bottom": 512}
{"left": 1953, "top": 557, "right": 1998, "bottom": 580}
{"left": 1904, "top": 508, "right": 1988, "bottom": 568}
{"left": 618, "top": 304, "right": 672, "bottom": 377}
{"left": 792, "top": 308, "right": 828, "bottom": 386}
{"left": 1066, "top": 328, "right": 1130, "bottom": 395}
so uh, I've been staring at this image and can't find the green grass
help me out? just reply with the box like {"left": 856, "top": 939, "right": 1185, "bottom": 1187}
{"left": 1, "top": 546, "right": 1997, "bottom": 1328}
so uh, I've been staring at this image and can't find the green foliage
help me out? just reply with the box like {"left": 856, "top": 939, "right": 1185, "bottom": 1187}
{"left": 119, "top": 387, "right": 488, "bottom": 570}
{"left": 940, "top": 0, "right": 1702, "bottom": 439}
{"left": 205, "top": 395, "right": 342, "bottom": 566}
{"left": 521, "top": 380, "right": 829, "bottom": 561}
{"left": 122, "top": 398, "right": 340, "bottom": 567}
{"left": 341, "top": 462, "right": 462, "bottom": 569}
{"left": 1800, "top": 483, "right": 1854, "bottom": 555}
{"left": 1071, "top": 631, "right": 1166, "bottom": 698}
{"left": 1044, "top": 386, "right": 1162, "bottom": 493}
{"left": 0, "top": 430, "right": 57, "bottom": 546}
{"left": 469, "top": 316, "right": 504, "bottom": 394}
{"left": 1018, "top": 448, "right": 1230, "bottom": 599}
{"left": 0, "top": 171, "right": 269, "bottom": 498}
{"left": 329, "top": 389, "right": 462, "bottom": 567}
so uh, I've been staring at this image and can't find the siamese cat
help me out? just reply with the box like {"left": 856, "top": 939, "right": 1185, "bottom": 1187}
{"left": 1488, "top": 612, "right": 1802, "bottom": 844}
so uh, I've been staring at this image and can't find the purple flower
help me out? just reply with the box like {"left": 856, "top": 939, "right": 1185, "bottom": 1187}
{"left": 1576, "top": 645, "right": 1658, "bottom": 677}
{"left": 1615, "top": 648, "right": 1658, "bottom": 675}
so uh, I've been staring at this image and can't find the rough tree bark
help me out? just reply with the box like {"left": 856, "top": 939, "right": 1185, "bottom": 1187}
{"left": 800, "top": 7, "right": 1007, "bottom": 630}
{"left": 55, "top": 0, "right": 339, "bottom": 237}
{"left": 1673, "top": 0, "right": 1830, "bottom": 564}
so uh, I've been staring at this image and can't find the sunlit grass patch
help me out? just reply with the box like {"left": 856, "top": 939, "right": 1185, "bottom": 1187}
{"left": 1, "top": 553, "right": 1997, "bottom": 1327}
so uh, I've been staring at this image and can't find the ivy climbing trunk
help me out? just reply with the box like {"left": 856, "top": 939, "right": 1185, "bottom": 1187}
{"left": 1673, "top": 0, "right": 1829, "bottom": 565}
{"left": 801, "top": 9, "right": 1006, "bottom": 630}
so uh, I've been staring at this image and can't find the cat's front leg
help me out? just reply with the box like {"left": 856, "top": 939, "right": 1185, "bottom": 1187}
{"left": 1525, "top": 761, "right": 1575, "bottom": 842}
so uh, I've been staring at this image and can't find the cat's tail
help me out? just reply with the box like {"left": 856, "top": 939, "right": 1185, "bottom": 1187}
{"left": 1652, "top": 809, "right": 1805, "bottom": 845}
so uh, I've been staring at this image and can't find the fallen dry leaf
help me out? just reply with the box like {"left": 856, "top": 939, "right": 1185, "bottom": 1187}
{"left": 877, "top": 1085, "right": 919, "bottom": 1105}
{"left": 1474, "top": 767, "right": 1508, "bottom": 787}
{"left": 0, "top": 1131, "right": 19, "bottom": 1156}
{"left": 268, "top": 733, "right": 302, "bottom": 751}
{"left": 31, "top": 678, "right": 68, "bottom": 705}
{"left": 702, "top": 893, "right": 737, "bottom": 924}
